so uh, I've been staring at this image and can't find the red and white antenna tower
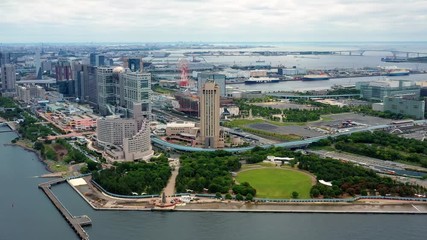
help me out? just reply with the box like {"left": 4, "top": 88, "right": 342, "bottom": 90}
{"left": 178, "top": 58, "right": 189, "bottom": 87}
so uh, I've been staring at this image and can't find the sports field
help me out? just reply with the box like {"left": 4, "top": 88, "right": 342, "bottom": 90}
{"left": 236, "top": 168, "right": 313, "bottom": 199}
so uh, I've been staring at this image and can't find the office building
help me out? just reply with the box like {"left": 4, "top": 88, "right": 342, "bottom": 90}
{"left": 78, "top": 64, "right": 98, "bottom": 106}
{"left": 123, "top": 71, "right": 152, "bottom": 121}
{"left": 1, "top": 64, "right": 16, "bottom": 93}
{"left": 57, "top": 80, "right": 76, "bottom": 97}
{"left": 383, "top": 94, "right": 425, "bottom": 120}
{"left": 197, "top": 72, "right": 226, "bottom": 97}
{"left": 199, "top": 81, "right": 224, "bottom": 148}
{"left": 97, "top": 67, "right": 116, "bottom": 115}
{"left": 90, "top": 53, "right": 105, "bottom": 66}
{"left": 356, "top": 80, "right": 420, "bottom": 101}
{"left": 35, "top": 49, "right": 42, "bottom": 79}
{"left": 96, "top": 67, "right": 152, "bottom": 120}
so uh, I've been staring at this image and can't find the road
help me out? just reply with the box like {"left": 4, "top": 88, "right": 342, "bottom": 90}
{"left": 152, "top": 120, "right": 427, "bottom": 152}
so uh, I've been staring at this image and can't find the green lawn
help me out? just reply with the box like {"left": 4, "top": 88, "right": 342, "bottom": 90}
{"left": 236, "top": 168, "right": 313, "bottom": 199}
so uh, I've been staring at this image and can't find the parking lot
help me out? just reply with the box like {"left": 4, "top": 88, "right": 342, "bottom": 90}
{"left": 247, "top": 112, "right": 394, "bottom": 138}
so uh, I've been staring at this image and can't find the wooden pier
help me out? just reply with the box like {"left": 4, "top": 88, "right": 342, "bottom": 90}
{"left": 38, "top": 179, "right": 91, "bottom": 240}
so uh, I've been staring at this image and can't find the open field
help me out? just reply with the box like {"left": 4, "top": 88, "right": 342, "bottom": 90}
{"left": 228, "top": 112, "right": 395, "bottom": 139}
{"left": 252, "top": 102, "right": 317, "bottom": 110}
{"left": 236, "top": 168, "right": 314, "bottom": 199}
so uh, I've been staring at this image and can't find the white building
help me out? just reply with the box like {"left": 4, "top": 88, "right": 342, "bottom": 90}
{"left": 96, "top": 115, "right": 153, "bottom": 162}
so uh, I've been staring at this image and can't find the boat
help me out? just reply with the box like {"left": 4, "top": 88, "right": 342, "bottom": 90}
{"left": 381, "top": 56, "right": 408, "bottom": 63}
{"left": 387, "top": 69, "right": 410, "bottom": 76}
{"left": 302, "top": 74, "right": 330, "bottom": 81}
{"left": 244, "top": 77, "right": 280, "bottom": 84}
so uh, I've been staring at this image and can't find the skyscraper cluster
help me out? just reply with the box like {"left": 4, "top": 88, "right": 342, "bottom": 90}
{"left": 94, "top": 65, "right": 153, "bottom": 162}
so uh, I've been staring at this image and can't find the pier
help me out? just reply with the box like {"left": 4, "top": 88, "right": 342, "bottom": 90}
{"left": 0, "top": 121, "right": 17, "bottom": 131}
{"left": 38, "top": 179, "right": 91, "bottom": 240}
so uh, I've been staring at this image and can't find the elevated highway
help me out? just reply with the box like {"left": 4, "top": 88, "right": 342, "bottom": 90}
{"left": 152, "top": 120, "right": 427, "bottom": 152}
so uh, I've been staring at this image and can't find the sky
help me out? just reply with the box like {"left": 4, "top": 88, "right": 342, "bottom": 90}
{"left": 1, "top": 0, "right": 427, "bottom": 43}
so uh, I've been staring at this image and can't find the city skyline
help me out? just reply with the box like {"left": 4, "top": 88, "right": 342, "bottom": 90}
{"left": 1, "top": 0, "right": 427, "bottom": 43}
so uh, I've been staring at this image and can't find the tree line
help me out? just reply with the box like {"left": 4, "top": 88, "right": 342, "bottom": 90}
{"left": 311, "top": 131, "right": 427, "bottom": 167}
{"left": 296, "top": 155, "right": 424, "bottom": 198}
{"left": 93, "top": 156, "right": 171, "bottom": 195}
{"left": 176, "top": 151, "right": 256, "bottom": 198}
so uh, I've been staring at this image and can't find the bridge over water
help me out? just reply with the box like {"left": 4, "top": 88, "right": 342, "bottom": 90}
{"left": 334, "top": 49, "right": 427, "bottom": 58}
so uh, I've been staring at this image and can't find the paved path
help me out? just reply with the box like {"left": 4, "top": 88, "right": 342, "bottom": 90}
{"left": 163, "top": 160, "right": 180, "bottom": 197}
{"left": 310, "top": 150, "right": 427, "bottom": 172}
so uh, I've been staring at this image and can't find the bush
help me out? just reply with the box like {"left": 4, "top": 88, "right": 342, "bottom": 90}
{"left": 235, "top": 193, "right": 244, "bottom": 201}
{"left": 245, "top": 193, "right": 254, "bottom": 201}
{"left": 292, "top": 191, "right": 299, "bottom": 199}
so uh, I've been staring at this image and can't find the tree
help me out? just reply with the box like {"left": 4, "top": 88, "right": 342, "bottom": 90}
{"left": 235, "top": 193, "right": 244, "bottom": 201}
{"left": 34, "top": 141, "right": 44, "bottom": 151}
{"left": 245, "top": 193, "right": 254, "bottom": 201}
{"left": 310, "top": 188, "right": 320, "bottom": 198}
{"left": 86, "top": 160, "right": 100, "bottom": 172}
{"left": 361, "top": 189, "right": 368, "bottom": 196}
{"left": 215, "top": 192, "right": 222, "bottom": 199}
{"left": 292, "top": 191, "right": 299, "bottom": 199}
{"left": 225, "top": 193, "right": 232, "bottom": 200}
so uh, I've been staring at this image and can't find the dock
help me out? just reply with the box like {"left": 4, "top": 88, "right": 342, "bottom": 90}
{"left": 38, "top": 179, "right": 91, "bottom": 240}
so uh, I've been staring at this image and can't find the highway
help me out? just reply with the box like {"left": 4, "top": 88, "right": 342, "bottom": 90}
{"left": 152, "top": 120, "right": 427, "bottom": 152}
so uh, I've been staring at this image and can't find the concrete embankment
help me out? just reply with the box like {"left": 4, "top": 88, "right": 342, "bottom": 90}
{"left": 174, "top": 202, "right": 427, "bottom": 214}
{"left": 39, "top": 179, "right": 91, "bottom": 240}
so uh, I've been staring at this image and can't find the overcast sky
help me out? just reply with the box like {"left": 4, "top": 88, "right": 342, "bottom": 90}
{"left": 1, "top": 0, "right": 426, "bottom": 42}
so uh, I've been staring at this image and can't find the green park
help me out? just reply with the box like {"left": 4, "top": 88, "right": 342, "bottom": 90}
{"left": 236, "top": 167, "right": 314, "bottom": 199}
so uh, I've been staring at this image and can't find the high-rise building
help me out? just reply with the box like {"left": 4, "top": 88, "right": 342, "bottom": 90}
{"left": 35, "top": 49, "right": 42, "bottom": 79}
{"left": 0, "top": 52, "right": 11, "bottom": 67}
{"left": 197, "top": 72, "right": 226, "bottom": 97}
{"left": 90, "top": 53, "right": 105, "bottom": 66}
{"left": 199, "top": 81, "right": 224, "bottom": 148}
{"left": 55, "top": 60, "right": 72, "bottom": 81}
{"left": 123, "top": 71, "right": 152, "bottom": 122}
{"left": 97, "top": 67, "right": 116, "bottom": 115}
{"left": 1, "top": 64, "right": 16, "bottom": 93}
{"left": 79, "top": 65, "right": 97, "bottom": 106}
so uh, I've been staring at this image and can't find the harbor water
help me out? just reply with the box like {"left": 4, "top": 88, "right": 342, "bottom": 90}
{"left": 1, "top": 127, "right": 427, "bottom": 240}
